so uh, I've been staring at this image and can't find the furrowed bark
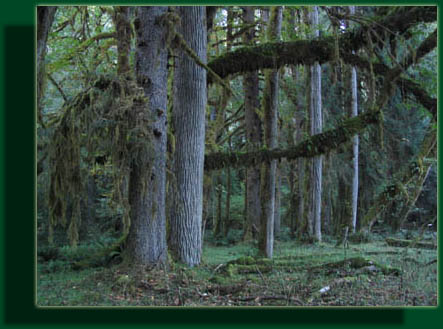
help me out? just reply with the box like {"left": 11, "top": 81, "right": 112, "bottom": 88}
{"left": 169, "top": 6, "right": 207, "bottom": 267}
{"left": 126, "top": 6, "right": 168, "bottom": 265}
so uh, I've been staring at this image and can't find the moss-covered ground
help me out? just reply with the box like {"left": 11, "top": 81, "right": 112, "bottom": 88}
{"left": 37, "top": 229, "right": 437, "bottom": 307}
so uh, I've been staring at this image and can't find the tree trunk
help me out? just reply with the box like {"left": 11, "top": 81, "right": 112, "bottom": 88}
{"left": 112, "top": 6, "right": 132, "bottom": 76}
{"left": 309, "top": 6, "right": 323, "bottom": 242}
{"left": 126, "top": 6, "right": 168, "bottom": 265}
{"left": 37, "top": 6, "right": 57, "bottom": 125}
{"left": 242, "top": 6, "right": 262, "bottom": 240}
{"left": 224, "top": 140, "right": 232, "bottom": 237}
{"left": 274, "top": 166, "right": 281, "bottom": 238}
{"left": 213, "top": 175, "right": 223, "bottom": 238}
{"left": 350, "top": 6, "right": 359, "bottom": 233}
{"left": 259, "top": 6, "right": 282, "bottom": 258}
{"left": 169, "top": 6, "right": 207, "bottom": 267}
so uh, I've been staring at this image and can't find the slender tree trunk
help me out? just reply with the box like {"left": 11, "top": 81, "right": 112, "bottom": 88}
{"left": 274, "top": 166, "right": 281, "bottom": 238}
{"left": 213, "top": 174, "right": 223, "bottom": 237}
{"left": 170, "top": 6, "right": 207, "bottom": 267}
{"left": 224, "top": 165, "right": 232, "bottom": 237}
{"left": 126, "top": 6, "right": 168, "bottom": 265}
{"left": 310, "top": 6, "right": 323, "bottom": 242}
{"left": 224, "top": 138, "right": 232, "bottom": 237}
{"left": 242, "top": 6, "right": 262, "bottom": 240}
{"left": 350, "top": 6, "right": 359, "bottom": 233}
{"left": 259, "top": 6, "right": 282, "bottom": 258}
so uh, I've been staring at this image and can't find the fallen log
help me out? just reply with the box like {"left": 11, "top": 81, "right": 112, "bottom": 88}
{"left": 308, "top": 257, "right": 400, "bottom": 276}
{"left": 385, "top": 237, "right": 437, "bottom": 250}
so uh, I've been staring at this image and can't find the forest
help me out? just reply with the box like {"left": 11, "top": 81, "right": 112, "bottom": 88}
{"left": 37, "top": 5, "right": 437, "bottom": 307}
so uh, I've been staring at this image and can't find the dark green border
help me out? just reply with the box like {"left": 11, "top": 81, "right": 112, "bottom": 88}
{"left": 0, "top": 1, "right": 440, "bottom": 328}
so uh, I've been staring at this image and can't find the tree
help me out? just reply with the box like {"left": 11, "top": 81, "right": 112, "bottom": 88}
{"left": 309, "top": 6, "right": 323, "bottom": 242}
{"left": 38, "top": 6, "right": 437, "bottom": 270}
{"left": 349, "top": 6, "right": 359, "bottom": 233}
{"left": 37, "top": 6, "right": 57, "bottom": 126}
{"left": 242, "top": 6, "right": 262, "bottom": 240}
{"left": 259, "top": 6, "right": 282, "bottom": 258}
{"left": 169, "top": 6, "right": 207, "bottom": 267}
{"left": 125, "top": 6, "right": 169, "bottom": 265}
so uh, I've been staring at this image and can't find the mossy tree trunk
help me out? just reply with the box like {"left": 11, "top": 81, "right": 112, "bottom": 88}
{"left": 126, "top": 6, "right": 168, "bottom": 265}
{"left": 259, "top": 6, "right": 282, "bottom": 258}
{"left": 213, "top": 174, "right": 223, "bottom": 237}
{"left": 169, "top": 6, "right": 207, "bottom": 267}
{"left": 112, "top": 6, "right": 132, "bottom": 76}
{"left": 242, "top": 6, "right": 262, "bottom": 241}
{"left": 37, "top": 6, "right": 57, "bottom": 126}
{"left": 224, "top": 138, "right": 232, "bottom": 238}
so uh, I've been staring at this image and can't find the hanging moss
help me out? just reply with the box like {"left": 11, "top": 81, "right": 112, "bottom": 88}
{"left": 48, "top": 75, "right": 151, "bottom": 246}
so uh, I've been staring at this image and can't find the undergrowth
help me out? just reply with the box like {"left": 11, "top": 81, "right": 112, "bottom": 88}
{"left": 37, "top": 229, "right": 437, "bottom": 307}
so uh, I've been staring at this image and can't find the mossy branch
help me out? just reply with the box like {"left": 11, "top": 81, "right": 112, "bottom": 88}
{"left": 207, "top": 6, "right": 435, "bottom": 82}
{"left": 204, "top": 108, "right": 382, "bottom": 171}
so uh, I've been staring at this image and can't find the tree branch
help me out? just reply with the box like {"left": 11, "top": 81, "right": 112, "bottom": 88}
{"left": 207, "top": 6, "right": 436, "bottom": 82}
{"left": 204, "top": 109, "right": 382, "bottom": 171}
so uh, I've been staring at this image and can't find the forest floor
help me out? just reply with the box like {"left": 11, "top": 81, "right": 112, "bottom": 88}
{"left": 37, "top": 229, "right": 438, "bottom": 307}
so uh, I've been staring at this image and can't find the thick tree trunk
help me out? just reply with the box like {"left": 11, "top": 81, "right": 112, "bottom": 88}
{"left": 259, "top": 6, "right": 282, "bottom": 258}
{"left": 309, "top": 6, "right": 323, "bottom": 242}
{"left": 126, "top": 6, "right": 168, "bottom": 265}
{"left": 170, "top": 6, "right": 207, "bottom": 267}
{"left": 242, "top": 6, "right": 262, "bottom": 240}
{"left": 37, "top": 6, "right": 57, "bottom": 124}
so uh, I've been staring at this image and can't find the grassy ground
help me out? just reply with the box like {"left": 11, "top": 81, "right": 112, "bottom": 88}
{"left": 37, "top": 230, "right": 438, "bottom": 307}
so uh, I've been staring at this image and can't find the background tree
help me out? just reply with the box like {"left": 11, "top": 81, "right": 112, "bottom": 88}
{"left": 259, "top": 6, "right": 282, "bottom": 258}
{"left": 309, "top": 6, "right": 323, "bottom": 242}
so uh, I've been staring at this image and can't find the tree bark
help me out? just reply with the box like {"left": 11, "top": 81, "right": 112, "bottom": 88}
{"left": 126, "top": 6, "right": 168, "bottom": 265}
{"left": 309, "top": 6, "right": 323, "bottom": 242}
{"left": 242, "top": 6, "right": 262, "bottom": 240}
{"left": 273, "top": 166, "right": 281, "bottom": 238}
{"left": 350, "top": 6, "right": 359, "bottom": 233}
{"left": 259, "top": 6, "right": 282, "bottom": 258}
{"left": 169, "top": 6, "right": 207, "bottom": 267}
{"left": 112, "top": 6, "right": 132, "bottom": 76}
{"left": 37, "top": 6, "right": 57, "bottom": 125}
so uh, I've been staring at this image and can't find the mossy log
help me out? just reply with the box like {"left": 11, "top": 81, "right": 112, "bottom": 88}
{"left": 385, "top": 237, "right": 437, "bottom": 250}
{"left": 205, "top": 109, "right": 381, "bottom": 171}
{"left": 308, "top": 257, "right": 400, "bottom": 276}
